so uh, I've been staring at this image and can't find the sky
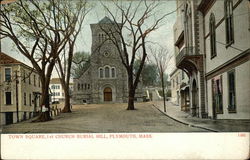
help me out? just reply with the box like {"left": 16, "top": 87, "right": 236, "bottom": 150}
{"left": 1, "top": 0, "right": 177, "bottom": 77}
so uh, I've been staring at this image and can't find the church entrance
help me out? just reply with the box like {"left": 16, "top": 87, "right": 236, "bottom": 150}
{"left": 104, "top": 87, "right": 112, "bottom": 101}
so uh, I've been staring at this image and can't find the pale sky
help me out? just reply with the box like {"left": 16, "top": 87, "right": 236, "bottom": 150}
{"left": 2, "top": 0, "right": 177, "bottom": 77}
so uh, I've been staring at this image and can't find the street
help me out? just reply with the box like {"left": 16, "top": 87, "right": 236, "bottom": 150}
{"left": 2, "top": 103, "right": 208, "bottom": 133}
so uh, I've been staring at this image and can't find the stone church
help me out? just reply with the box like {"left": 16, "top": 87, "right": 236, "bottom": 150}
{"left": 72, "top": 17, "right": 143, "bottom": 104}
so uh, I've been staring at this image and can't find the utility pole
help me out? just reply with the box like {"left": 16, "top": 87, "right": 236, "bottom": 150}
{"left": 15, "top": 70, "right": 19, "bottom": 122}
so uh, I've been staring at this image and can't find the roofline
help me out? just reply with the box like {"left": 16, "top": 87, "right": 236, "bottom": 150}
{"left": 0, "top": 52, "right": 39, "bottom": 73}
{"left": 0, "top": 0, "right": 16, "bottom": 5}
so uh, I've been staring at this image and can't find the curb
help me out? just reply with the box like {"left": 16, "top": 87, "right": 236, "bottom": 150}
{"left": 152, "top": 104, "right": 219, "bottom": 132}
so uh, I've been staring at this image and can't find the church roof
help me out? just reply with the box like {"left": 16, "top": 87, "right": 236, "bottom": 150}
{"left": 98, "top": 16, "right": 114, "bottom": 24}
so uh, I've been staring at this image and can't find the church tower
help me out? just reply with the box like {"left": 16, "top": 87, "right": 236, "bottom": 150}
{"left": 89, "top": 16, "right": 128, "bottom": 103}
{"left": 72, "top": 16, "right": 142, "bottom": 104}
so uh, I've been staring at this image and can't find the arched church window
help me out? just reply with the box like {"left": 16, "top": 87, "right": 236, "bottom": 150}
{"left": 99, "top": 34, "right": 101, "bottom": 42}
{"left": 99, "top": 68, "right": 103, "bottom": 78}
{"left": 101, "top": 34, "right": 104, "bottom": 41}
{"left": 105, "top": 66, "right": 110, "bottom": 78}
{"left": 111, "top": 68, "right": 116, "bottom": 78}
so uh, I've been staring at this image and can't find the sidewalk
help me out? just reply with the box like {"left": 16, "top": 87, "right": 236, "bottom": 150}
{"left": 152, "top": 101, "right": 250, "bottom": 132}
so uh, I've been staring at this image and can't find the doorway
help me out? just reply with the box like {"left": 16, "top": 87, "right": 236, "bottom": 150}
{"left": 5, "top": 112, "right": 13, "bottom": 125}
{"left": 104, "top": 87, "right": 112, "bottom": 101}
{"left": 192, "top": 80, "right": 198, "bottom": 117}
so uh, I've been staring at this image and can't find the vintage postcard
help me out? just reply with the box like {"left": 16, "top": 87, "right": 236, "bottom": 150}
{"left": 0, "top": 0, "right": 249, "bottom": 159}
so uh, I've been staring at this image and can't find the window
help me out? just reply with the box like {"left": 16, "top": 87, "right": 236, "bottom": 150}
{"left": 212, "top": 76, "right": 223, "bottom": 114}
{"left": 225, "top": 0, "right": 234, "bottom": 45}
{"left": 209, "top": 13, "right": 217, "bottom": 59}
{"left": 100, "top": 68, "right": 104, "bottom": 78}
{"left": 88, "top": 84, "right": 90, "bottom": 89}
{"left": 5, "top": 68, "right": 11, "bottom": 82}
{"left": 111, "top": 68, "right": 116, "bottom": 78}
{"left": 101, "top": 34, "right": 104, "bottom": 41}
{"left": 81, "top": 84, "right": 84, "bottom": 90}
{"left": 24, "top": 92, "right": 26, "bottom": 105}
{"left": 184, "top": 4, "right": 189, "bottom": 47}
{"left": 29, "top": 93, "right": 32, "bottom": 106}
{"left": 105, "top": 67, "right": 110, "bottom": 78}
{"left": 100, "top": 66, "right": 115, "bottom": 79}
{"left": 5, "top": 92, "right": 11, "bottom": 105}
{"left": 228, "top": 70, "right": 236, "bottom": 112}
{"left": 34, "top": 75, "right": 36, "bottom": 86}
{"left": 85, "top": 83, "right": 87, "bottom": 90}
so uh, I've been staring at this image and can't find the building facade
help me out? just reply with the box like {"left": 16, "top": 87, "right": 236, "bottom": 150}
{"left": 72, "top": 17, "right": 143, "bottom": 104}
{"left": 0, "top": 52, "right": 41, "bottom": 125}
{"left": 173, "top": 0, "right": 207, "bottom": 117}
{"left": 170, "top": 68, "right": 190, "bottom": 111}
{"left": 199, "top": 0, "right": 250, "bottom": 119}
{"left": 173, "top": 0, "right": 250, "bottom": 119}
{"left": 49, "top": 78, "right": 73, "bottom": 103}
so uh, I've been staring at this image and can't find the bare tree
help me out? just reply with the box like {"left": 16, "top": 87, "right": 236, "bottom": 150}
{"left": 150, "top": 46, "right": 172, "bottom": 112}
{"left": 71, "top": 51, "right": 90, "bottom": 79}
{"left": 0, "top": 0, "right": 86, "bottom": 121}
{"left": 100, "top": 0, "right": 171, "bottom": 110}
{"left": 55, "top": 2, "right": 90, "bottom": 113}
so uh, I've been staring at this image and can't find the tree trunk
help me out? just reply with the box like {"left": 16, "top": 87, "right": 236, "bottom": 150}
{"left": 62, "top": 88, "right": 71, "bottom": 113}
{"left": 127, "top": 88, "right": 136, "bottom": 110}
{"left": 33, "top": 83, "right": 52, "bottom": 122}
{"left": 61, "top": 42, "right": 74, "bottom": 113}
{"left": 127, "top": 72, "right": 136, "bottom": 110}
{"left": 161, "top": 72, "right": 166, "bottom": 112}
{"left": 33, "top": 62, "right": 55, "bottom": 122}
